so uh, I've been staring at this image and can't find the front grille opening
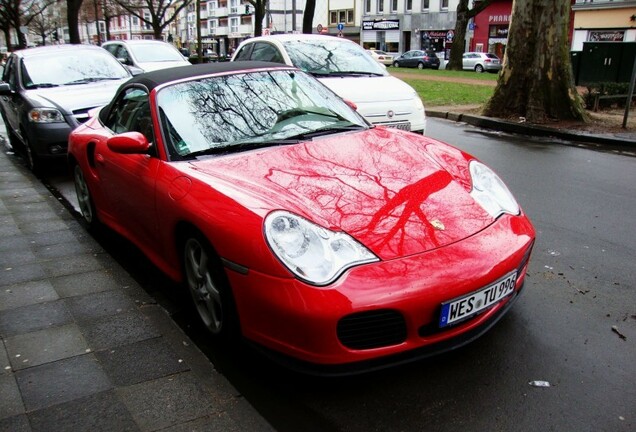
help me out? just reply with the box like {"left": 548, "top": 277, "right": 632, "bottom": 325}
{"left": 337, "top": 310, "right": 407, "bottom": 350}
{"left": 72, "top": 108, "right": 95, "bottom": 124}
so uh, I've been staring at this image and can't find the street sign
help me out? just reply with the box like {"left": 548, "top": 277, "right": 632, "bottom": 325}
{"left": 337, "top": 23, "right": 344, "bottom": 31}
{"left": 317, "top": 24, "right": 323, "bottom": 33}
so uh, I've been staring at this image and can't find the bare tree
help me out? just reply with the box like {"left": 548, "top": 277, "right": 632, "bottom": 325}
{"left": 446, "top": 0, "right": 493, "bottom": 71}
{"left": 112, "top": 0, "right": 193, "bottom": 40}
{"left": 0, "top": 0, "right": 55, "bottom": 48}
{"left": 482, "top": 0, "right": 587, "bottom": 123}
{"left": 30, "top": 6, "right": 57, "bottom": 45}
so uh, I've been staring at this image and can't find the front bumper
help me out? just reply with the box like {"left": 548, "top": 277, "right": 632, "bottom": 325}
{"left": 227, "top": 214, "right": 535, "bottom": 370}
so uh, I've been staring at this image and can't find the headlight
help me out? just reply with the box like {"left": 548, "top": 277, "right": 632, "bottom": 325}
{"left": 264, "top": 211, "right": 378, "bottom": 286}
{"left": 469, "top": 160, "right": 520, "bottom": 218}
{"left": 28, "top": 108, "right": 65, "bottom": 123}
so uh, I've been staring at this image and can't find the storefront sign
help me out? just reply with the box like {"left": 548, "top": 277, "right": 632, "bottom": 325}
{"left": 589, "top": 31, "right": 625, "bottom": 42}
{"left": 488, "top": 15, "right": 510, "bottom": 23}
{"left": 362, "top": 20, "right": 400, "bottom": 31}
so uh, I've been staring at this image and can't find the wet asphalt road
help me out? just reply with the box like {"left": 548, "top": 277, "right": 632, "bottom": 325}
{"left": 5, "top": 118, "right": 636, "bottom": 431}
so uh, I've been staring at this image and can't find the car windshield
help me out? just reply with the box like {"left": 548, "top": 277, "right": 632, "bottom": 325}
{"left": 21, "top": 50, "right": 129, "bottom": 88}
{"left": 282, "top": 39, "right": 388, "bottom": 77}
{"left": 130, "top": 44, "right": 185, "bottom": 62}
{"left": 156, "top": 69, "right": 369, "bottom": 159}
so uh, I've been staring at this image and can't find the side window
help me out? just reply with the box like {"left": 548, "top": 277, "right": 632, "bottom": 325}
{"left": 104, "top": 44, "right": 118, "bottom": 56}
{"left": 250, "top": 43, "right": 284, "bottom": 63}
{"left": 115, "top": 46, "right": 131, "bottom": 64}
{"left": 3, "top": 57, "right": 16, "bottom": 89}
{"left": 104, "top": 87, "right": 156, "bottom": 156}
{"left": 233, "top": 44, "right": 253, "bottom": 61}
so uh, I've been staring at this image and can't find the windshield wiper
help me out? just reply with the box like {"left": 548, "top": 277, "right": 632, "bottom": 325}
{"left": 64, "top": 77, "right": 123, "bottom": 85}
{"left": 187, "top": 139, "right": 301, "bottom": 159}
{"left": 26, "top": 83, "right": 59, "bottom": 88}
{"left": 283, "top": 124, "right": 366, "bottom": 141}
{"left": 309, "top": 71, "right": 384, "bottom": 77}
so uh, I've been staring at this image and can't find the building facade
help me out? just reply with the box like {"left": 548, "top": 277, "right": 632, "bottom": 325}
{"left": 470, "top": 0, "right": 510, "bottom": 59}
{"left": 571, "top": 0, "right": 636, "bottom": 51}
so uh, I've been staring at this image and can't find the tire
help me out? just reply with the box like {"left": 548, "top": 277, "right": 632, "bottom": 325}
{"left": 393, "top": 61, "right": 400, "bottom": 68}
{"left": 183, "top": 234, "right": 238, "bottom": 338}
{"left": 23, "top": 134, "right": 41, "bottom": 173}
{"left": 73, "top": 164, "right": 100, "bottom": 230}
{"left": 475, "top": 64, "right": 484, "bottom": 73}
{"left": 417, "top": 62, "right": 425, "bottom": 70}
{"left": 0, "top": 112, "right": 20, "bottom": 151}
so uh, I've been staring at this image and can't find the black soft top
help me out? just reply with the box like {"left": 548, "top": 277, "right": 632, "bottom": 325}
{"left": 126, "top": 61, "right": 293, "bottom": 91}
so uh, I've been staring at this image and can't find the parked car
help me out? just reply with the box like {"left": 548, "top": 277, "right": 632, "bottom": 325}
{"left": 68, "top": 61, "right": 535, "bottom": 373}
{"left": 392, "top": 50, "right": 441, "bottom": 69}
{"left": 231, "top": 34, "right": 427, "bottom": 134}
{"left": 0, "top": 45, "right": 131, "bottom": 171}
{"left": 462, "top": 52, "right": 502, "bottom": 73}
{"left": 366, "top": 49, "right": 393, "bottom": 66}
{"left": 102, "top": 40, "right": 191, "bottom": 72}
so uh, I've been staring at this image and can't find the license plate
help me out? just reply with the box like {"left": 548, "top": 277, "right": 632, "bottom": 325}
{"left": 383, "top": 122, "right": 411, "bottom": 131}
{"left": 439, "top": 272, "right": 517, "bottom": 328}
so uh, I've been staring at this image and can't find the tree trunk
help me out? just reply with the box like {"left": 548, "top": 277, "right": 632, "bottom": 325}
{"left": 482, "top": 0, "right": 587, "bottom": 123}
{"left": 67, "top": 0, "right": 84, "bottom": 44}
{"left": 447, "top": 0, "right": 493, "bottom": 71}
{"left": 446, "top": 0, "right": 469, "bottom": 70}
{"left": 302, "top": 0, "right": 315, "bottom": 34}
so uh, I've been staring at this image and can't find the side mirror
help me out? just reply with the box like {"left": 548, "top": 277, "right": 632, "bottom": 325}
{"left": 127, "top": 66, "right": 145, "bottom": 76}
{"left": 0, "top": 82, "right": 12, "bottom": 96}
{"left": 107, "top": 132, "right": 150, "bottom": 154}
{"left": 344, "top": 99, "right": 358, "bottom": 111}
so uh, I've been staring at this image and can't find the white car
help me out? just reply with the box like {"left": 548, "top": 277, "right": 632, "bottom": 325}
{"left": 102, "top": 40, "right": 191, "bottom": 72}
{"left": 232, "top": 34, "right": 426, "bottom": 134}
{"left": 366, "top": 49, "right": 394, "bottom": 66}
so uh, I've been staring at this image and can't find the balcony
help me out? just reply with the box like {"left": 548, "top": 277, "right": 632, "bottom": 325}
{"left": 212, "top": 7, "right": 229, "bottom": 17}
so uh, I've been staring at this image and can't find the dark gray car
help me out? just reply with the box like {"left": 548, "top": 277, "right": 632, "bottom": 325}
{"left": 0, "top": 45, "right": 130, "bottom": 171}
{"left": 392, "top": 50, "right": 440, "bottom": 70}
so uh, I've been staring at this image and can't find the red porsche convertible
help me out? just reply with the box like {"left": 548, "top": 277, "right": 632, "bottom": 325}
{"left": 68, "top": 62, "right": 535, "bottom": 373}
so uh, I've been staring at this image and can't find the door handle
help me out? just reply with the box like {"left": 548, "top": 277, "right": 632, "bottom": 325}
{"left": 95, "top": 153, "right": 105, "bottom": 163}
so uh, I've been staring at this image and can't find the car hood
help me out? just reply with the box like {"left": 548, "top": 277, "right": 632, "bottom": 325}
{"left": 317, "top": 75, "right": 416, "bottom": 104}
{"left": 185, "top": 128, "right": 494, "bottom": 260}
{"left": 137, "top": 61, "right": 191, "bottom": 72}
{"left": 25, "top": 80, "right": 128, "bottom": 113}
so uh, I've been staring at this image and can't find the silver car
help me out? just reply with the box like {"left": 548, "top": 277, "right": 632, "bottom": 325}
{"left": 102, "top": 40, "right": 191, "bottom": 72}
{"left": 462, "top": 52, "right": 502, "bottom": 73}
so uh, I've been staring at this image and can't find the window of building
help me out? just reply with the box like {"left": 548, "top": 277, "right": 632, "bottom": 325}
{"left": 132, "top": 16, "right": 139, "bottom": 26}
{"left": 406, "top": 0, "right": 412, "bottom": 12}
{"left": 422, "top": 0, "right": 429, "bottom": 10}
{"left": 230, "top": 17, "right": 239, "bottom": 33}
{"left": 391, "top": 0, "right": 398, "bottom": 12}
{"left": 209, "top": 0, "right": 217, "bottom": 9}
{"left": 378, "top": 0, "right": 384, "bottom": 14}
{"left": 329, "top": 9, "right": 354, "bottom": 25}
{"left": 347, "top": 10, "right": 354, "bottom": 23}
{"left": 441, "top": 0, "right": 449, "bottom": 9}
{"left": 365, "top": 0, "right": 371, "bottom": 13}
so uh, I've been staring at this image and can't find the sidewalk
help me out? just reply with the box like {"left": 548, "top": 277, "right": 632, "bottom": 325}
{"left": 0, "top": 147, "right": 274, "bottom": 431}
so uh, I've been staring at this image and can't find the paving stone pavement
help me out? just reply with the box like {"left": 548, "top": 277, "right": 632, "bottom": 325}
{"left": 0, "top": 147, "right": 274, "bottom": 432}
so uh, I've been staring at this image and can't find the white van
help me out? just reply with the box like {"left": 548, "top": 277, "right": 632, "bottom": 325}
{"left": 232, "top": 34, "right": 427, "bottom": 134}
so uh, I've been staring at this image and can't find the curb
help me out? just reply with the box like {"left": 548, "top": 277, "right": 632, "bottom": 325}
{"left": 427, "top": 110, "right": 636, "bottom": 149}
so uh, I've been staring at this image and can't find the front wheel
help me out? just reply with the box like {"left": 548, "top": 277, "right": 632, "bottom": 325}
{"left": 417, "top": 62, "right": 425, "bottom": 70}
{"left": 392, "top": 61, "right": 400, "bottom": 68}
{"left": 183, "top": 235, "right": 237, "bottom": 337}
{"left": 23, "top": 135, "right": 40, "bottom": 173}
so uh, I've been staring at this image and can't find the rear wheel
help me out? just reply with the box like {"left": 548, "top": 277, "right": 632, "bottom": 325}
{"left": 475, "top": 64, "right": 484, "bottom": 73}
{"left": 183, "top": 234, "right": 238, "bottom": 338}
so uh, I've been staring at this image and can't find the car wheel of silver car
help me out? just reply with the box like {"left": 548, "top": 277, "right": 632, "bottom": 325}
{"left": 475, "top": 64, "right": 484, "bottom": 73}
{"left": 73, "top": 164, "right": 98, "bottom": 229}
{"left": 183, "top": 235, "right": 237, "bottom": 337}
